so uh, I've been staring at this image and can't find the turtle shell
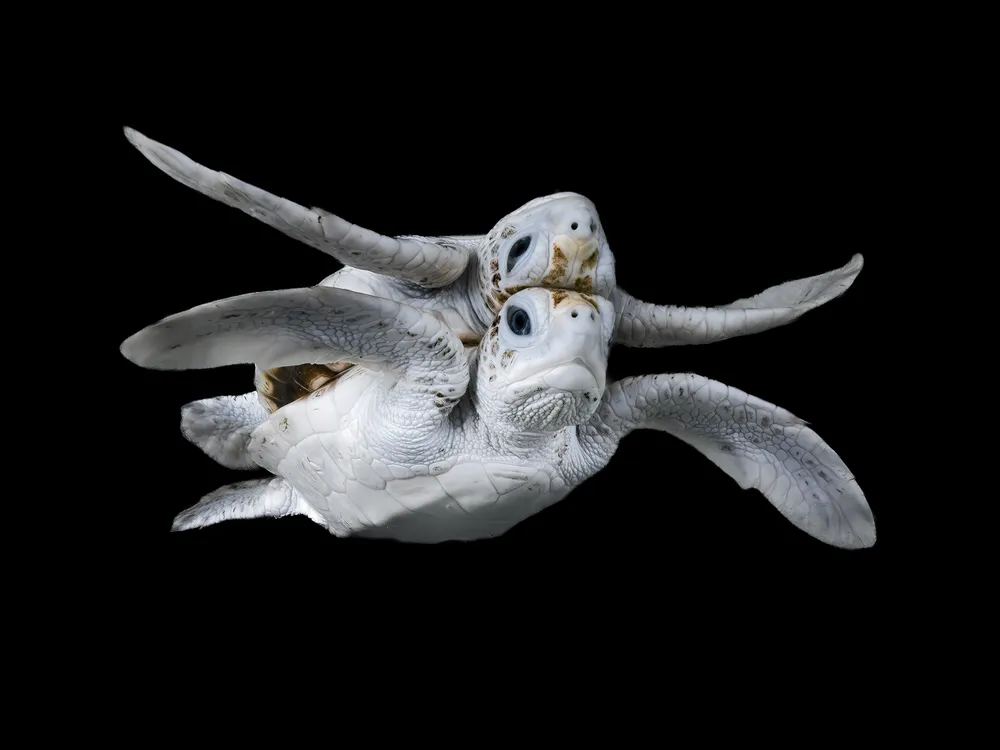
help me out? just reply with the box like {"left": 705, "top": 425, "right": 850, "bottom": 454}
{"left": 255, "top": 362, "right": 354, "bottom": 414}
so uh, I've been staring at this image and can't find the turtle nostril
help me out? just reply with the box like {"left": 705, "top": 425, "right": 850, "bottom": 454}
{"left": 571, "top": 222, "right": 578, "bottom": 231}
{"left": 571, "top": 311, "right": 578, "bottom": 318}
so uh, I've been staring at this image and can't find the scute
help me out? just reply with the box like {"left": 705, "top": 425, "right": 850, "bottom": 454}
{"left": 354, "top": 464, "right": 568, "bottom": 543}
{"left": 484, "top": 464, "right": 535, "bottom": 494}
{"left": 434, "top": 462, "right": 500, "bottom": 513}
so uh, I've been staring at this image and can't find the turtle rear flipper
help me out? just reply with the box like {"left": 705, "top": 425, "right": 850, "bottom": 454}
{"left": 172, "top": 477, "right": 311, "bottom": 532}
{"left": 180, "top": 393, "right": 269, "bottom": 469}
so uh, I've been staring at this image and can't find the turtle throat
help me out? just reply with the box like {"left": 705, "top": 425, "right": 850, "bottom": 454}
{"left": 469, "top": 354, "right": 585, "bottom": 453}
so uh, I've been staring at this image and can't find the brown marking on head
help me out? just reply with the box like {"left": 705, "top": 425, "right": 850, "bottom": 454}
{"left": 551, "top": 290, "right": 600, "bottom": 312}
{"left": 501, "top": 225, "right": 517, "bottom": 239}
{"left": 490, "top": 258, "right": 499, "bottom": 273}
{"left": 496, "top": 281, "right": 538, "bottom": 310}
{"left": 573, "top": 276, "right": 594, "bottom": 294}
{"left": 502, "top": 284, "right": 532, "bottom": 296}
{"left": 568, "top": 292, "right": 601, "bottom": 313}
{"left": 500, "top": 350, "right": 516, "bottom": 368}
{"left": 541, "top": 244, "right": 569, "bottom": 286}
{"left": 580, "top": 249, "right": 599, "bottom": 272}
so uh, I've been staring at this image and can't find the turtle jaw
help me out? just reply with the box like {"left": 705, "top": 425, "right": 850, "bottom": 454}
{"left": 542, "top": 358, "right": 602, "bottom": 394}
{"left": 498, "top": 376, "right": 605, "bottom": 432}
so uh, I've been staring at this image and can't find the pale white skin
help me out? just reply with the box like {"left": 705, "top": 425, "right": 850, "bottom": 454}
{"left": 124, "top": 127, "right": 864, "bottom": 349}
{"left": 121, "top": 287, "right": 876, "bottom": 549}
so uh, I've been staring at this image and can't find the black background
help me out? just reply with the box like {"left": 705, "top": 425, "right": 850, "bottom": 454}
{"left": 100, "top": 38, "right": 902, "bottom": 608}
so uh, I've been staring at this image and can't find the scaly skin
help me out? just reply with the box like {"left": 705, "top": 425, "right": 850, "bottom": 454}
{"left": 122, "top": 286, "right": 874, "bottom": 549}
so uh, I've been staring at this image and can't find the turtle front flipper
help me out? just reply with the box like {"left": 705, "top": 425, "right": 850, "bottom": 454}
{"left": 612, "top": 254, "right": 863, "bottom": 347}
{"left": 124, "top": 128, "right": 471, "bottom": 288}
{"left": 120, "top": 285, "right": 471, "bottom": 420}
{"left": 576, "top": 372, "right": 874, "bottom": 550}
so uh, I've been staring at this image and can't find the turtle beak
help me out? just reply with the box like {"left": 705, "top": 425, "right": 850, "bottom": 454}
{"left": 549, "top": 234, "right": 600, "bottom": 289}
{"left": 542, "top": 357, "right": 602, "bottom": 393}
{"left": 546, "top": 298, "right": 608, "bottom": 393}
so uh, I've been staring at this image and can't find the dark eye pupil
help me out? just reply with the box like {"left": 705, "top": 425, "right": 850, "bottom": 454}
{"left": 506, "top": 236, "right": 532, "bottom": 273}
{"left": 507, "top": 307, "right": 531, "bottom": 335}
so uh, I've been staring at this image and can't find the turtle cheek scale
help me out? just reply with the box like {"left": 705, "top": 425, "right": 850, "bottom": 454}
{"left": 501, "top": 389, "right": 601, "bottom": 433}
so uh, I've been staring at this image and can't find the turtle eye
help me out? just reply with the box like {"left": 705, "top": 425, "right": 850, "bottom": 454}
{"left": 506, "top": 236, "right": 532, "bottom": 274}
{"left": 506, "top": 306, "right": 532, "bottom": 336}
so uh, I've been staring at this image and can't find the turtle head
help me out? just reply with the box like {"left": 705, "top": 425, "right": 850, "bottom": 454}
{"left": 476, "top": 193, "right": 616, "bottom": 318}
{"left": 474, "top": 287, "right": 615, "bottom": 434}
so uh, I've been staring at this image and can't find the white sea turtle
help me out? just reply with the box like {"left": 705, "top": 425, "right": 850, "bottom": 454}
{"left": 120, "top": 285, "right": 875, "bottom": 549}
{"left": 124, "top": 127, "right": 865, "bottom": 413}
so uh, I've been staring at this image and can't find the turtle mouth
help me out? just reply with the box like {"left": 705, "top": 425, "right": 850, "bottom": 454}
{"left": 542, "top": 358, "right": 600, "bottom": 392}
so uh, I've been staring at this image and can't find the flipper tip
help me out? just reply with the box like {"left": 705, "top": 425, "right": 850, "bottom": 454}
{"left": 119, "top": 331, "right": 144, "bottom": 366}
{"left": 171, "top": 515, "right": 196, "bottom": 533}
